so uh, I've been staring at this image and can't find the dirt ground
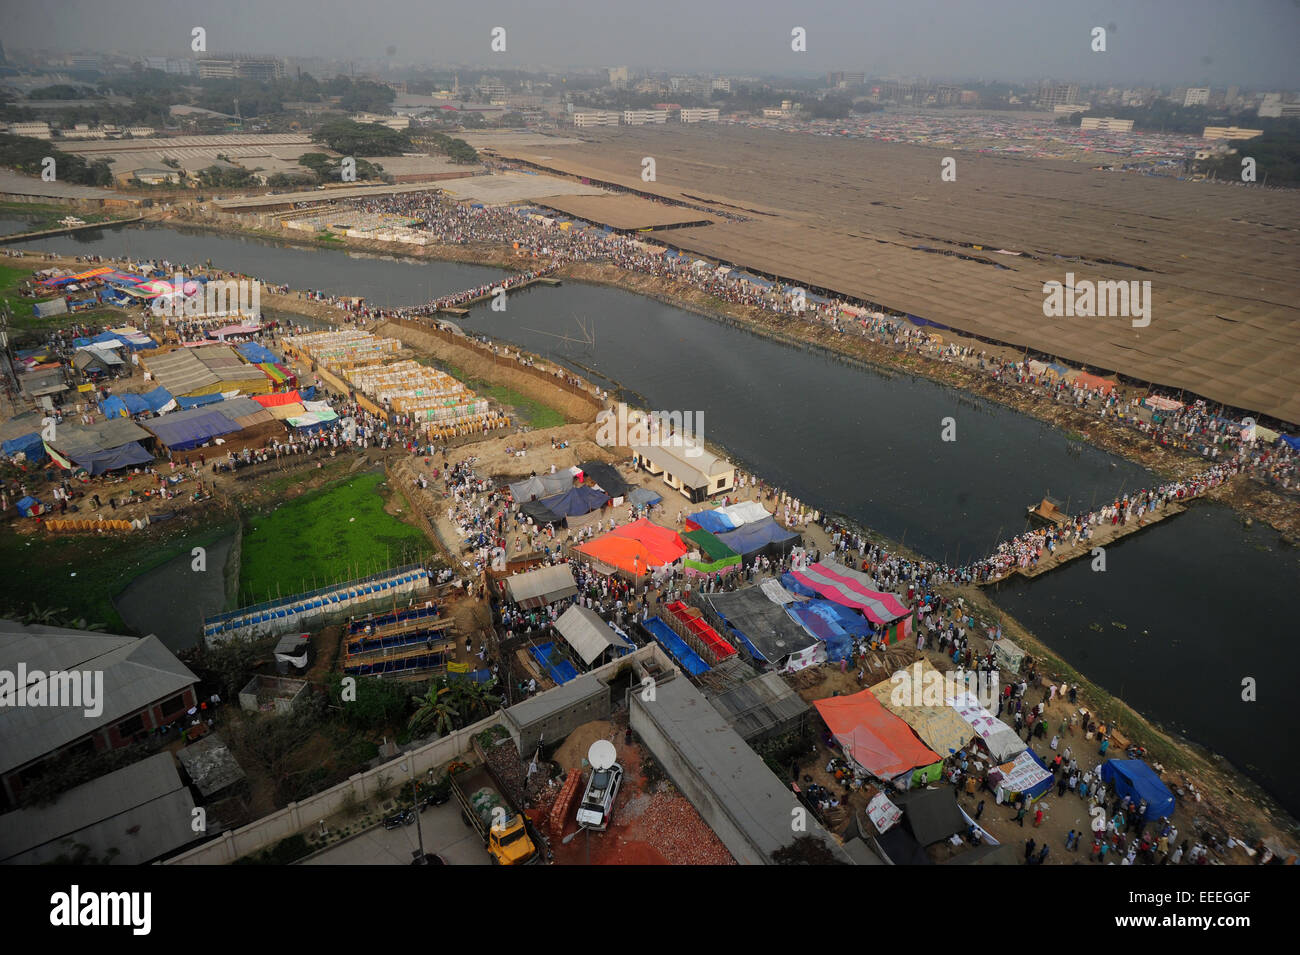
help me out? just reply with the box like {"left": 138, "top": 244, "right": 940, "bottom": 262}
{"left": 537, "top": 715, "right": 735, "bottom": 866}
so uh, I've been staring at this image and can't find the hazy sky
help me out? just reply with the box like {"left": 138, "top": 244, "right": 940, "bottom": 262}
{"left": 4, "top": 0, "right": 1298, "bottom": 87}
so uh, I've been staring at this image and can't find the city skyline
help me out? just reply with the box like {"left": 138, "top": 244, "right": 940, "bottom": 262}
{"left": 2, "top": 0, "right": 1298, "bottom": 89}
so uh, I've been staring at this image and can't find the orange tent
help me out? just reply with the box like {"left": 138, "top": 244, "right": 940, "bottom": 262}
{"left": 609, "top": 518, "right": 688, "bottom": 566}
{"left": 814, "top": 689, "right": 940, "bottom": 779}
{"left": 1074, "top": 372, "right": 1115, "bottom": 394}
{"left": 577, "top": 535, "right": 656, "bottom": 575}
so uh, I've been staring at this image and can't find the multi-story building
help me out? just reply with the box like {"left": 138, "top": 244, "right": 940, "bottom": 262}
{"left": 608, "top": 66, "right": 629, "bottom": 89}
{"left": 1202, "top": 126, "right": 1263, "bottom": 141}
{"left": 623, "top": 109, "right": 669, "bottom": 126}
{"left": 827, "top": 72, "right": 865, "bottom": 88}
{"left": 8, "top": 122, "right": 52, "bottom": 140}
{"left": 711, "top": 78, "right": 731, "bottom": 93}
{"left": 680, "top": 107, "right": 720, "bottom": 123}
{"left": 1037, "top": 82, "right": 1080, "bottom": 110}
{"left": 1183, "top": 87, "right": 1210, "bottom": 107}
{"left": 572, "top": 110, "right": 620, "bottom": 127}
{"left": 0, "top": 625, "right": 199, "bottom": 810}
{"left": 197, "top": 54, "right": 285, "bottom": 81}
{"left": 1081, "top": 117, "right": 1134, "bottom": 131}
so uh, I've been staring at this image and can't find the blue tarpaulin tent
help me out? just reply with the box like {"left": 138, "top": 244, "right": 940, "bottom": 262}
{"left": 687, "top": 510, "right": 737, "bottom": 534}
{"left": 142, "top": 386, "right": 173, "bottom": 412}
{"left": 145, "top": 410, "right": 239, "bottom": 451}
{"left": 174, "top": 392, "right": 224, "bottom": 410}
{"left": 100, "top": 393, "right": 154, "bottom": 418}
{"left": 236, "top": 341, "right": 278, "bottom": 364}
{"left": 540, "top": 485, "right": 610, "bottom": 518}
{"left": 3, "top": 432, "right": 45, "bottom": 462}
{"left": 716, "top": 516, "right": 800, "bottom": 559}
{"left": 16, "top": 496, "right": 42, "bottom": 517}
{"left": 69, "top": 441, "right": 154, "bottom": 476}
{"left": 1281, "top": 434, "right": 1300, "bottom": 451}
{"left": 788, "top": 603, "right": 852, "bottom": 662}
{"left": 1098, "top": 759, "right": 1176, "bottom": 821}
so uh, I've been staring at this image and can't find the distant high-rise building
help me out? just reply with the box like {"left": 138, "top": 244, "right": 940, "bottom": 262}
{"left": 608, "top": 66, "right": 629, "bottom": 89}
{"left": 1202, "top": 126, "right": 1263, "bottom": 141}
{"left": 197, "top": 54, "right": 285, "bottom": 81}
{"left": 827, "top": 72, "right": 865, "bottom": 88}
{"left": 623, "top": 109, "right": 668, "bottom": 125}
{"left": 711, "top": 78, "right": 730, "bottom": 93}
{"left": 680, "top": 107, "right": 719, "bottom": 123}
{"left": 1183, "top": 87, "right": 1210, "bottom": 107}
{"left": 1037, "top": 82, "right": 1080, "bottom": 109}
{"left": 1080, "top": 117, "right": 1134, "bottom": 131}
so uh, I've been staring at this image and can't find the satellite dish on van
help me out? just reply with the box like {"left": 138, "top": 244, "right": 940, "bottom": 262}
{"left": 588, "top": 739, "right": 617, "bottom": 771}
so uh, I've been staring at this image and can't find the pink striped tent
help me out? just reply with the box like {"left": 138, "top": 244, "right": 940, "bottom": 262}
{"left": 787, "top": 561, "right": 910, "bottom": 626}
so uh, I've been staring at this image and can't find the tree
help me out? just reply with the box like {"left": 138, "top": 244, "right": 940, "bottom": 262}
{"left": 409, "top": 686, "right": 458, "bottom": 737}
{"left": 311, "top": 119, "right": 411, "bottom": 156}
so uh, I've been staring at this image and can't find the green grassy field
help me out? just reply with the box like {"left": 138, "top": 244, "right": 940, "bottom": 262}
{"left": 0, "top": 517, "right": 238, "bottom": 633}
{"left": 237, "top": 471, "right": 430, "bottom": 604}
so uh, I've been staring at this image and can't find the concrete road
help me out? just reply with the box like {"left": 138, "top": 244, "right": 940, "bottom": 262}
{"left": 302, "top": 801, "right": 491, "bottom": 865}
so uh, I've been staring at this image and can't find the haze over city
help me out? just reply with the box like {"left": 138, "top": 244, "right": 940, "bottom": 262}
{"left": 3, "top": 0, "right": 1299, "bottom": 86}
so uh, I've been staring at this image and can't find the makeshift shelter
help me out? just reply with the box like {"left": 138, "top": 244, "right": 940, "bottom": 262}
{"left": 947, "top": 691, "right": 1026, "bottom": 762}
{"left": 578, "top": 461, "right": 630, "bottom": 498}
{"left": 2, "top": 432, "right": 45, "bottom": 463}
{"left": 252, "top": 390, "right": 302, "bottom": 408}
{"left": 552, "top": 605, "right": 633, "bottom": 666}
{"left": 813, "top": 689, "right": 941, "bottom": 782}
{"left": 681, "top": 528, "right": 741, "bottom": 576}
{"left": 509, "top": 471, "right": 576, "bottom": 502}
{"left": 875, "top": 822, "right": 932, "bottom": 865}
{"left": 16, "top": 496, "right": 44, "bottom": 517}
{"left": 715, "top": 516, "right": 800, "bottom": 561}
{"left": 141, "top": 386, "right": 174, "bottom": 412}
{"left": 540, "top": 485, "right": 610, "bottom": 518}
{"left": 685, "top": 509, "right": 737, "bottom": 534}
{"left": 703, "top": 583, "right": 820, "bottom": 669}
{"left": 987, "top": 748, "right": 1052, "bottom": 803}
{"left": 519, "top": 498, "right": 563, "bottom": 526}
{"left": 144, "top": 410, "right": 240, "bottom": 451}
{"left": 67, "top": 441, "right": 154, "bottom": 476}
{"left": 713, "top": 501, "right": 770, "bottom": 526}
{"left": 783, "top": 562, "right": 910, "bottom": 628}
{"left": 786, "top": 602, "right": 853, "bottom": 663}
{"left": 1098, "top": 760, "right": 1175, "bottom": 821}
{"left": 576, "top": 535, "right": 656, "bottom": 577}
{"left": 72, "top": 347, "right": 124, "bottom": 376}
{"left": 235, "top": 341, "right": 279, "bottom": 365}
{"left": 502, "top": 565, "right": 577, "bottom": 609}
{"left": 992, "top": 638, "right": 1026, "bottom": 673}
{"left": 870, "top": 661, "right": 975, "bottom": 759}
{"left": 608, "top": 518, "right": 688, "bottom": 565}
{"left": 627, "top": 487, "right": 661, "bottom": 508}
{"left": 894, "top": 786, "right": 967, "bottom": 846}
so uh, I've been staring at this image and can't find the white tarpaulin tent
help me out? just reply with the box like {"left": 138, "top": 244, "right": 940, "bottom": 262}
{"left": 553, "top": 604, "right": 633, "bottom": 666}
{"left": 947, "top": 692, "right": 1026, "bottom": 763}
{"left": 992, "top": 638, "right": 1026, "bottom": 673}
{"left": 714, "top": 501, "right": 770, "bottom": 526}
{"left": 866, "top": 791, "right": 902, "bottom": 834}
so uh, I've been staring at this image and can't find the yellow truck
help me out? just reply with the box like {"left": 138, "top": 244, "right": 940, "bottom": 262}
{"left": 450, "top": 742, "right": 541, "bottom": 866}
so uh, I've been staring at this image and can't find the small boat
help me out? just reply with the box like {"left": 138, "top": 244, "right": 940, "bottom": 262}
{"left": 1026, "top": 495, "right": 1068, "bottom": 527}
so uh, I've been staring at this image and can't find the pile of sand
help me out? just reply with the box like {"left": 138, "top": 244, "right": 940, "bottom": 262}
{"left": 554, "top": 719, "right": 617, "bottom": 772}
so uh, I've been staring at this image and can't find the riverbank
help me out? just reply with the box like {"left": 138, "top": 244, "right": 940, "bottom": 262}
{"left": 148, "top": 207, "right": 1300, "bottom": 544}
{"left": 12, "top": 225, "right": 1297, "bottom": 844}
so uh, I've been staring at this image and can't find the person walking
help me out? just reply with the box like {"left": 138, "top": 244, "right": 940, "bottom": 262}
{"left": 1012, "top": 802, "right": 1027, "bottom": 827}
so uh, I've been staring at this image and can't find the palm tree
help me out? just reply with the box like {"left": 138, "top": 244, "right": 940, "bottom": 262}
{"left": 408, "top": 687, "right": 458, "bottom": 737}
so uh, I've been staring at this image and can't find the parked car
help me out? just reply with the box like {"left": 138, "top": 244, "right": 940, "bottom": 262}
{"left": 576, "top": 763, "right": 623, "bottom": 831}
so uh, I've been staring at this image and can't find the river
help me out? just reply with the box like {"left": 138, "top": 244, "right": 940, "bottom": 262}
{"left": 21, "top": 223, "right": 1297, "bottom": 814}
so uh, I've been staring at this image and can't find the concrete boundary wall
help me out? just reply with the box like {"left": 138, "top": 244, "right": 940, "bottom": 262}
{"left": 164, "top": 712, "right": 499, "bottom": 865}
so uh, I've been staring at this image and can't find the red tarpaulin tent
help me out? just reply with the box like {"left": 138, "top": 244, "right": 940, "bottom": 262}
{"left": 577, "top": 535, "right": 656, "bottom": 576}
{"left": 253, "top": 390, "right": 302, "bottom": 407}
